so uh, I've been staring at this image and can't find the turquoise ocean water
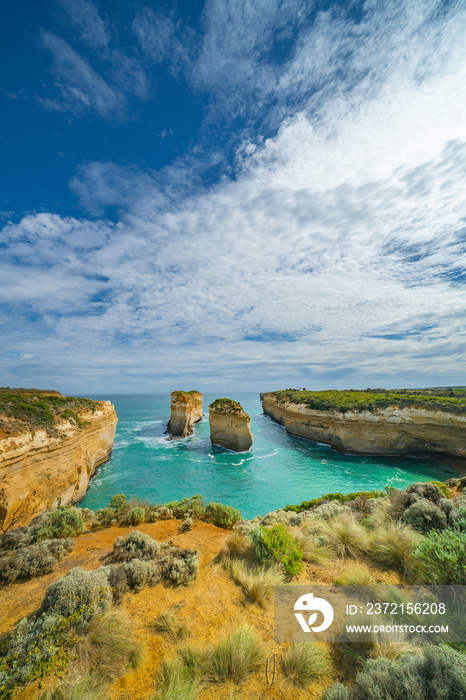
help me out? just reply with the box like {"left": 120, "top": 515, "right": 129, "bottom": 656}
{"left": 80, "top": 394, "right": 460, "bottom": 520}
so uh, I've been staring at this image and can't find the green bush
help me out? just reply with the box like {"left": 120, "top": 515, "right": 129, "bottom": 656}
{"left": 35, "top": 508, "right": 84, "bottom": 540}
{"left": 250, "top": 524, "right": 303, "bottom": 575}
{"left": 414, "top": 529, "right": 466, "bottom": 584}
{"left": 324, "top": 645, "right": 466, "bottom": 699}
{"left": 284, "top": 490, "right": 384, "bottom": 513}
{"left": 112, "top": 531, "right": 161, "bottom": 562}
{"left": 0, "top": 538, "right": 74, "bottom": 584}
{"left": 161, "top": 549, "right": 201, "bottom": 586}
{"left": 168, "top": 495, "right": 205, "bottom": 520}
{"left": 402, "top": 499, "right": 447, "bottom": 532}
{"left": 96, "top": 506, "right": 117, "bottom": 526}
{"left": 41, "top": 567, "right": 113, "bottom": 625}
{"left": 126, "top": 507, "right": 145, "bottom": 526}
{"left": 204, "top": 502, "right": 242, "bottom": 529}
{"left": 109, "top": 494, "right": 127, "bottom": 512}
{"left": 122, "top": 559, "right": 158, "bottom": 592}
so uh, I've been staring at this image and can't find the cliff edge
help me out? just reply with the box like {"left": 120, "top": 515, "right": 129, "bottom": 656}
{"left": 167, "top": 390, "right": 203, "bottom": 437}
{"left": 262, "top": 389, "right": 466, "bottom": 458}
{"left": 0, "top": 391, "right": 117, "bottom": 529}
{"left": 209, "top": 398, "right": 253, "bottom": 452}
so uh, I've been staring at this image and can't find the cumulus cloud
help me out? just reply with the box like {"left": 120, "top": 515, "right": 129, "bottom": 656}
{"left": 3, "top": 0, "right": 466, "bottom": 391}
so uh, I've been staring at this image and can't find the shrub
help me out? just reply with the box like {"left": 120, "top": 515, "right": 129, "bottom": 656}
{"left": 122, "top": 559, "right": 158, "bottom": 592}
{"left": 430, "top": 480, "right": 450, "bottom": 497}
{"left": 251, "top": 524, "right": 303, "bottom": 575}
{"left": 126, "top": 507, "right": 145, "bottom": 526}
{"left": 96, "top": 507, "right": 117, "bottom": 526}
{"left": 370, "top": 522, "right": 420, "bottom": 577}
{"left": 112, "top": 531, "right": 160, "bottom": 562}
{"left": 35, "top": 508, "right": 84, "bottom": 540}
{"left": 109, "top": 494, "right": 127, "bottom": 512}
{"left": 41, "top": 567, "right": 113, "bottom": 625}
{"left": 151, "top": 612, "right": 190, "bottom": 640}
{"left": 281, "top": 641, "right": 331, "bottom": 687}
{"left": 168, "top": 495, "right": 205, "bottom": 520}
{"left": 204, "top": 502, "right": 242, "bottom": 529}
{"left": 324, "top": 645, "right": 466, "bottom": 699}
{"left": 105, "top": 564, "right": 129, "bottom": 604}
{"left": 402, "top": 498, "right": 447, "bottom": 532}
{"left": 414, "top": 529, "right": 466, "bottom": 584}
{"left": 288, "top": 527, "right": 331, "bottom": 564}
{"left": 178, "top": 517, "right": 193, "bottom": 533}
{"left": 210, "top": 624, "right": 267, "bottom": 683}
{"left": 229, "top": 560, "right": 285, "bottom": 607}
{"left": 0, "top": 538, "right": 74, "bottom": 584}
{"left": 162, "top": 549, "right": 200, "bottom": 586}
{"left": 310, "top": 502, "right": 352, "bottom": 521}
{"left": 319, "top": 513, "right": 370, "bottom": 559}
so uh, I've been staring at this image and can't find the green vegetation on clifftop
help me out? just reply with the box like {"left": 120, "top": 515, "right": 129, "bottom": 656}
{"left": 266, "top": 387, "right": 466, "bottom": 414}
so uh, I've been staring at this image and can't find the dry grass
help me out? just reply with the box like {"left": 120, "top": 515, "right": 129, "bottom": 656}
{"left": 370, "top": 521, "right": 420, "bottom": 578}
{"left": 288, "top": 527, "right": 332, "bottom": 564}
{"left": 281, "top": 641, "right": 331, "bottom": 687}
{"left": 220, "top": 530, "right": 254, "bottom": 558}
{"left": 151, "top": 611, "right": 190, "bottom": 640}
{"left": 229, "top": 559, "right": 285, "bottom": 607}
{"left": 210, "top": 624, "right": 268, "bottom": 683}
{"left": 154, "top": 658, "right": 201, "bottom": 700}
{"left": 319, "top": 513, "right": 370, "bottom": 558}
{"left": 336, "top": 612, "right": 418, "bottom": 666}
{"left": 335, "top": 563, "right": 373, "bottom": 586}
{"left": 39, "top": 676, "right": 104, "bottom": 700}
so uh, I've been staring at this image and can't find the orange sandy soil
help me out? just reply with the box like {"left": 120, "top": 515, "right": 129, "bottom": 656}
{"left": 2, "top": 521, "right": 402, "bottom": 700}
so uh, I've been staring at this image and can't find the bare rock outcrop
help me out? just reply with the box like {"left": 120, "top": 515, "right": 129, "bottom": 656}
{"left": 0, "top": 401, "right": 117, "bottom": 529}
{"left": 167, "top": 391, "right": 203, "bottom": 437}
{"left": 262, "top": 393, "right": 466, "bottom": 458}
{"left": 209, "top": 399, "right": 253, "bottom": 452}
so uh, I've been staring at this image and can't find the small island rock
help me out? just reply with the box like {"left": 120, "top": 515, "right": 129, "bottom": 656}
{"left": 209, "top": 398, "right": 253, "bottom": 452}
{"left": 167, "top": 391, "right": 203, "bottom": 437}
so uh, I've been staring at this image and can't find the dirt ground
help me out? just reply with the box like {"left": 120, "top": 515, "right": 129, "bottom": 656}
{"left": 2, "top": 520, "right": 402, "bottom": 700}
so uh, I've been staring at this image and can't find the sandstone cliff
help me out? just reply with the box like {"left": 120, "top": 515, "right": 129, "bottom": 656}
{"left": 167, "top": 391, "right": 203, "bottom": 437}
{"left": 209, "top": 398, "right": 253, "bottom": 452}
{"left": 262, "top": 393, "right": 466, "bottom": 458}
{"left": 0, "top": 401, "right": 117, "bottom": 529}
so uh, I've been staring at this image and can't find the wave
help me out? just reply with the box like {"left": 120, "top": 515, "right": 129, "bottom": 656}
{"left": 257, "top": 450, "right": 279, "bottom": 459}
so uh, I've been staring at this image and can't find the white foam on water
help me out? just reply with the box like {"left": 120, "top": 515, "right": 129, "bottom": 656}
{"left": 257, "top": 451, "right": 279, "bottom": 459}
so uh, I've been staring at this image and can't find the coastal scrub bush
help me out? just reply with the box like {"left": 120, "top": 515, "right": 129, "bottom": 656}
{"left": 35, "top": 508, "right": 84, "bottom": 540}
{"left": 369, "top": 522, "right": 420, "bottom": 578}
{"left": 229, "top": 560, "right": 285, "bottom": 607}
{"left": 281, "top": 641, "right": 331, "bottom": 687}
{"left": 168, "top": 495, "right": 205, "bottom": 520}
{"left": 178, "top": 516, "right": 193, "bottom": 533}
{"left": 414, "top": 529, "right": 466, "bottom": 584}
{"left": 251, "top": 524, "right": 303, "bottom": 575}
{"left": 162, "top": 549, "right": 201, "bottom": 586}
{"left": 122, "top": 560, "right": 158, "bottom": 592}
{"left": 402, "top": 498, "right": 447, "bottom": 532}
{"left": 126, "top": 507, "right": 145, "bottom": 526}
{"left": 204, "top": 502, "right": 242, "bottom": 529}
{"left": 41, "top": 567, "right": 113, "bottom": 625}
{"left": 112, "top": 531, "right": 160, "bottom": 562}
{"left": 210, "top": 624, "right": 267, "bottom": 683}
{"left": 104, "top": 564, "right": 129, "bottom": 604}
{"left": 284, "top": 490, "right": 385, "bottom": 514}
{"left": 323, "top": 645, "right": 466, "bottom": 699}
{"left": 288, "top": 527, "right": 331, "bottom": 564}
{"left": 0, "top": 538, "right": 74, "bottom": 584}
{"left": 319, "top": 513, "right": 370, "bottom": 559}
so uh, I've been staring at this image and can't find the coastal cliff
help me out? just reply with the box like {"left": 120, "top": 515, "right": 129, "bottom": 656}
{"left": 0, "top": 395, "right": 117, "bottom": 529}
{"left": 167, "top": 390, "right": 203, "bottom": 437}
{"left": 209, "top": 398, "right": 253, "bottom": 452}
{"left": 262, "top": 390, "right": 466, "bottom": 458}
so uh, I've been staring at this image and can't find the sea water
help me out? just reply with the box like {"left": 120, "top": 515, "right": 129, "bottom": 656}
{"left": 80, "top": 394, "right": 460, "bottom": 520}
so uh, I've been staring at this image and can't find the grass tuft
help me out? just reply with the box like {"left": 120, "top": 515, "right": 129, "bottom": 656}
{"left": 335, "top": 564, "right": 373, "bottom": 586}
{"left": 210, "top": 624, "right": 268, "bottom": 683}
{"left": 319, "top": 513, "right": 370, "bottom": 558}
{"left": 281, "top": 641, "right": 331, "bottom": 687}
{"left": 370, "top": 521, "right": 420, "bottom": 577}
{"left": 229, "top": 560, "right": 285, "bottom": 607}
{"left": 151, "top": 611, "right": 190, "bottom": 641}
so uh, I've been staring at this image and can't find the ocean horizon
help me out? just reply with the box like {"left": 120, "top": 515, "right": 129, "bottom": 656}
{"left": 79, "top": 394, "right": 460, "bottom": 520}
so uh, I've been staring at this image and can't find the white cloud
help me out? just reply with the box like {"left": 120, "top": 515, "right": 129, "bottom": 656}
{"left": 3, "top": 0, "right": 466, "bottom": 391}
{"left": 59, "top": 0, "right": 110, "bottom": 49}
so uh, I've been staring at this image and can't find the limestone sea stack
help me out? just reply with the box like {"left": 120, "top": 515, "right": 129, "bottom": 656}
{"left": 167, "top": 390, "right": 203, "bottom": 437}
{"left": 209, "top": 398, "right": 253, "bottom": 452}
{"left": 0, "top": 394, "right": 117, "bottom": 530}
{"left": 262, "top": 389, "right": 466, "bottom": 458}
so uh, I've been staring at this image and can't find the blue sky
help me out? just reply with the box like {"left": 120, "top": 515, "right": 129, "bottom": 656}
{"left": 1, "top": 0, "right": 466, "bottom": 395}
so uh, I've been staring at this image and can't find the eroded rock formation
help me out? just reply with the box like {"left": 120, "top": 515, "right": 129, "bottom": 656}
{"left": 167, "top": 391, "right": 203, "bottom": 437}
{"left": 209, "top": 398, "right": 253, "bottom": 452}
{"left": 262, "top": 393, "right": 466, "bottom": 458}
{"left": 0, "top": 401, "right": 117, "bottom": 529}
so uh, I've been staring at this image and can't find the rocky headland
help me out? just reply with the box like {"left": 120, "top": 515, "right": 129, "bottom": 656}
{"left": 209, "top": 398, "right": 253, "bottom": 452}
{"left": 167, "top": 390, "right": 203, "bottom": 437}
{"left": 262, "top": 388, "right": 466, "bottom": 458}
{"left": 0, "top": 390, "right": 117, "bottom": 529}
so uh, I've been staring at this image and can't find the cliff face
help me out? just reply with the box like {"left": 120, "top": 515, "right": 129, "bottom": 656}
{"left": 167, "top": 391, "right": 203, "bottom": 437}
{"left": 0, "top": 402, "right": 117, "bottom": 529}
{"left": 209, "top": 399, "right": 253, "bottom": 452}
{"left": 262, "top": 393, "right": 466, "bottom": 458}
